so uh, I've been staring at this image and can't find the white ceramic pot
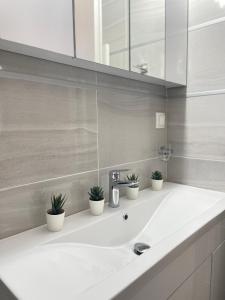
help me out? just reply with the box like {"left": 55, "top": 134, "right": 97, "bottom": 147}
{"left": 126, "top": 186, "right": 139, "bottom": 200}
{"left": 89, "top": 199, "right": 105, "bottom": 216}
{"left": 151, "top": 179, "right": 163, "bottom": 191}
{"left": 46, "top": 210, "right": 65, "bottom": 232}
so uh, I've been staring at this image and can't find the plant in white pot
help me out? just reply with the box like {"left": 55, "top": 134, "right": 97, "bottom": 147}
{"left": 88, "top": 186, "right": 105, "bottom": 216}
{"left": 46, "top": 193, "right": 67, "bottom": 232}
{"left": 151, "top": 170, "right": 163, "bottom": 191}
{"left": 126, "top": 173, "right": 139, "bottom": 200}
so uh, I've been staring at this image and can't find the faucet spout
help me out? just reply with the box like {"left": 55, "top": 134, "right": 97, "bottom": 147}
{"left": 108, "top": 169, "right": 130, "bottom": 208}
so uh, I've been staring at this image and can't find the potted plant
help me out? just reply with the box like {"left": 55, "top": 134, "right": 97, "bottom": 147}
{"left": 46, "top": 193, "right": 67, "bottom": 232}
{"left": 151, "top": 170, "right": 163, "bottom": 191}
{"left": 126, "top": 173, "right": 139, "bottom": 200}
{"left": 88, "top": 186, "right": 105, "bottom": 216}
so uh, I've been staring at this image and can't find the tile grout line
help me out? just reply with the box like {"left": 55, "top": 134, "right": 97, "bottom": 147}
{"left": 0, "top": 157, "right": 160, "bottom": 193}
{"left": 187, "top": 89, "right": 225, "bottom": 98}
{"left": 188, "top": 16, "right": 225, "bottom": 32}
{"left": 172, "top": 155, "right": 225, "bottom": 163}
{"left": 170, "top": 90, "right": 225, "bottom": 100}
{"left": 99, "top": 157, "right": 161, "bottom": 171}
{"left": 95, "top": 74, "right": 100, "bottom": 185}
{"left": 0, "top": 169, "right": 99, "bottom": 193}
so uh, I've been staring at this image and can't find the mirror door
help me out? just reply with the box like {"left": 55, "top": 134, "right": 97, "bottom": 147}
{"left": 130, "top": 0, "right": 165, "bottom": 79}
{"left": 74, "top": 0, "right": 130, "bottom": 70}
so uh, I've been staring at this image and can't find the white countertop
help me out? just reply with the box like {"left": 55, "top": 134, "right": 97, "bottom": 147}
{"left": 0, "top": 183, "right": 225, "bottom": 300}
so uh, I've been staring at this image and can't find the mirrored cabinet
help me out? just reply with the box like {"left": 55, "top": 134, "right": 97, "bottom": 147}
{"left": 0, "top": 0, "right": 187, "bottom": 86}
{"left": 74, "top": 0, "right": 187, "bottom": 85}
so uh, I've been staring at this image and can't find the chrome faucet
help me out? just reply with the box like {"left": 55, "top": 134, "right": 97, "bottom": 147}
{"left": 109, "top": 169, "right": 131, "bottom": 208}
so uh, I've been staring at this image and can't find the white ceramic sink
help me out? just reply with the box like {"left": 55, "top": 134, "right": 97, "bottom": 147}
{"left": 0, "top": 183, "right": 225, "bottom": 300}
{"left": 1, "top": 243, "right": 134, "bottom": 299}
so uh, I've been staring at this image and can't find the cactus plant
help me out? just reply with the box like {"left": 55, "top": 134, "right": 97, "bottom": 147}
{"left": 88, "top": 186, "right": 104, "bottom": 201}
{"left": 151, "top": 170, "right": 163, "bottom": 180}
{"left": 127, "top": 173, "right": 139, "bottom": 188}
{"left": 49, "top": 193, "right": 67, "bottom": 215}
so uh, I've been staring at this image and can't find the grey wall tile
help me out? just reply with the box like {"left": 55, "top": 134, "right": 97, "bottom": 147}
{"left": 97, "top": 73, "right": 166, "bottom": 96}
{"left": 99, "top": 158, "right": 166, "bottom": 201}
{"left": 0, "top": 171, "right": 98, "bottom": 239}
{"left": 0, "top": 52, "right": 167, "bottom": 239}
{"left": 0, "top": 50, "right": 97, "bottom": 88}
{"left": 168, "top": 94, "right": 225, "bottom": 160}
{"left": 189, "top": 0, "right": 225, "bottom": 27}
{"left": 0, "top": 78, "right": 98, "bottom": 189}
{"left": 168, "top": 157, "right": 225, "bottom": 193}
{"left": 188, "top": 22, "right": 225, "bottom": 93}
{"left": 98, "top": 85, "right": 166, "bottom": 168}
{"left": 167, "top": 11, "right": 225, "bottom": 194}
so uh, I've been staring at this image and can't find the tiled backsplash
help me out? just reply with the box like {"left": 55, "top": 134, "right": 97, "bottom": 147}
{"left": 0, "top": 50, "right": 167, "bottom": 238}
{"left": 167, "top": 1, "right": 225, "bottom": 192}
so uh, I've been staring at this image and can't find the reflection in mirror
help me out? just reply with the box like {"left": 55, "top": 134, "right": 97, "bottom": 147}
{"left": 130, "top": 0, "right": 165, "bottom": 79}
{"left": 74, "top": 0, "right": 129, "bottom": 70}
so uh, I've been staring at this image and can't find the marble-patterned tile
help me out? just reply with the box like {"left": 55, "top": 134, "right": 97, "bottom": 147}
{"left": 189, "top": 0, "right": 225, "bottom": 27}
{"left": 168, "top": 94, "right": 225, "bottom": 160}
{"left": 167, "top": 87, "right": 187, "bottom": 99}
{"left": 98, "top": 85, "right": 166, "bottom": 168}
{"left": 168, "top": 157, "right": 225, "bottom": 192}
{"left": 188, "top": 22, "right": 225, "bottom": 93}
{"left": 99, "top": 158, "right": 166, "bottom": 202}
{"left": 0, "top": 50, "right": 97, "bottom": 88}
{"left": 0, "top": 171, "right": 98, "bottom": 239}
{"left": 0, "top": 78, "right": 97, "bottom": 189}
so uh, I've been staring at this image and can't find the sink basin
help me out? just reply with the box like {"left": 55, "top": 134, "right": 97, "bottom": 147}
{"left": 1, "top": 243, "right": 134, "bottom": 299}
{"left": 0, "top": 183, "right": 224, "bottom": 300}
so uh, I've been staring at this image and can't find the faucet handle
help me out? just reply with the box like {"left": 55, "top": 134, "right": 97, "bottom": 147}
{"left": 109, "top": 169, "right": 130, "bottom": 181}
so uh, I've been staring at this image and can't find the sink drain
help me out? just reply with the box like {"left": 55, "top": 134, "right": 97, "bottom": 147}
{"left": 134, "top": 243, "right": 151, "bottom": 255}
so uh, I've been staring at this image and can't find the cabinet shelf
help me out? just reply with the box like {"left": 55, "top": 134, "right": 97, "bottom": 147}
{"left": 0, "top": 38, "right": 184, "bottom": 88}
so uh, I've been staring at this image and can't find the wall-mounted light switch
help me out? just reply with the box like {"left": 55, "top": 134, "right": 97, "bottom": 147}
{"left": 156, "top": 112, "right": 165, "bottom": 129}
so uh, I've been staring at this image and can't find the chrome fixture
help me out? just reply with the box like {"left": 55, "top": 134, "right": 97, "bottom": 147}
{"left": 133, "top": 63, "right": 149, "bottom": 75}
{"left": 109, "top": 169, "right": 131, "bottom": 208}
{"left": 134, "top": 242, "right": 151, "bottom": 255}
{"left": 159, "top": 145, "right": 173, "bottom": 162}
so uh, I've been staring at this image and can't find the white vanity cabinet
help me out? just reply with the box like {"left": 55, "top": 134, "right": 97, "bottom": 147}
{"left": 168, "top": 257, "right": 211, "bottom": 300}
{"left": 115, "top": 217, "right": 225, "bottom": 300}
{"left": 211, "top": 240, "right": 225, "bottom": 300}
{"left": 169, "top": 238, "right": 225, "bottom": 300}
{"left": 0, "top": 0, "right": 74, "bottom": 56}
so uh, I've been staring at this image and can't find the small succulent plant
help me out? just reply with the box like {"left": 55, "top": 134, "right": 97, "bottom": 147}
{"left": 127, "top": 173, "right": 139, "bottom": 188}
{"left": 151, "top": 170, "right": 163, "bottom": 180}
{"left": 88, "top": 186, "right": 104, "bottom": 201}
{"left": 49, "top": 193, "right": 67, "bottom": 215}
